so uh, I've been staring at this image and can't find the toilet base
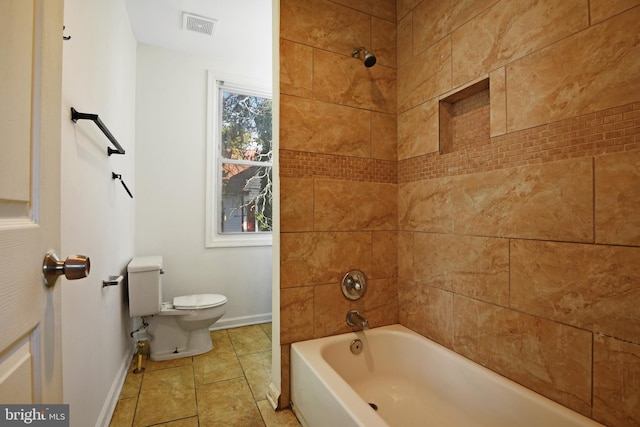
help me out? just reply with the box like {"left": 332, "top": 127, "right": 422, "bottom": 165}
{"left": 146, "top": 316, "right": 215, "bottom": 361}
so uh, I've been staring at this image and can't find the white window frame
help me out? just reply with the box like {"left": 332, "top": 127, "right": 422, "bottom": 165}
{"left": 205, "top": 73, "right": 273, "bottom": 248}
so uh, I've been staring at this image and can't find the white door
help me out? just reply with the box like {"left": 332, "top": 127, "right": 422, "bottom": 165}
{"left": 0, "top": 0, "right": 65, "bottom": 404}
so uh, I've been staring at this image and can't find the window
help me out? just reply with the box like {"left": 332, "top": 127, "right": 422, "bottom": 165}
{"left": 206, "top": 76, "right": 273, "bottom": 247}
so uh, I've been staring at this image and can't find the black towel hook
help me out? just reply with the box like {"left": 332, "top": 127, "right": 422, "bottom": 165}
{"left": 112, "top": 172, "right": 133, "bottom": 199}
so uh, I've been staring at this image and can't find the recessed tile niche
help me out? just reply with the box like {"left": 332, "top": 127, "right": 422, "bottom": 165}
{"left": 439, "top": 78, "right": 490, "bottom": 155}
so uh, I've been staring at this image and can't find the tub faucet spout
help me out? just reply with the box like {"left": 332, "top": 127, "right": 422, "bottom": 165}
{"left": 346, "top": 310, "right": 369, "bottom": 330}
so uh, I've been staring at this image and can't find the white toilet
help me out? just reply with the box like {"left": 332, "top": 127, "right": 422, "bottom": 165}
{"left": 127, "top": 256, "right": 227, "bottom": 361}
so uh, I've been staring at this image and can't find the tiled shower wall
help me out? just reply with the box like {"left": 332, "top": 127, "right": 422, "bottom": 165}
{"left": 280, "top": 0, "right": 640, "bottom": 425}
{"left": 397, "top": 1, "right": 640, "bottom": 426}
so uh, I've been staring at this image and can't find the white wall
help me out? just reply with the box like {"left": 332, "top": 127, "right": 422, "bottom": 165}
{"left": 134, "top": 44, "right": 273, "bottom": 328}
{"left": 60, "top": 0, "right": 137, "bottom": 425}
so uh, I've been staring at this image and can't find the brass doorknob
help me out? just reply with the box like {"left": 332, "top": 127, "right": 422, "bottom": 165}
{"left": 42, "top": 251, "right": 90, "bottom": 287}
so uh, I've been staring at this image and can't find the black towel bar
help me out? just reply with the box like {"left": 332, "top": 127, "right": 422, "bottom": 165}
{"left": 71, "top": 107, "right": 125, "bottom": 156}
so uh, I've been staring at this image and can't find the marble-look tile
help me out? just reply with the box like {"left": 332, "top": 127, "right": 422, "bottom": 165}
{"left": 133, "top": 365, "right": 197, "bottom": 427}
{"left": 371, "top": 231, "right": 398, "bottom": 279}
{"left": 397, "top": 0, "right": 421, "bottom": 20}
{"left": 109, "top": 397, "right": 136, "bottom": 427}
{"left": 155, "top": 417, "right": 199, "bottom": 427}
{"left": 399, "top": 281, "right": 454, "bottom": 348}
{"left": 452, "top": 158, "right": 593, "bottom": 242}
{"left": 372, "top": 17, "right": 397, "bottom": 68}
{"left": 453, "top": 296, "right": 592, "bottom": 415}
{"left": 228, "top": 325, "right": 272, "bottom": 356}
{"left": 595, "top": 150, "right": 640, "bottom": 246}
{"left": 593, "top": 334, "right": 640, "bottom": 427}
{"left": 489, "top": 67, "right": 506, "bottom": 137}
{"left": 239, "top": 350, "right": 272, "bottom": 401}
{"left": 362, "top": 278, "right": 399, "bottom": 328}
{"left": 398, "top": 177, "right": 453, "bottom": 233}
{"left": 279, "top": 40, "right": 313, "bottom": 98}
{"left": 413, "top": 0, "right": 497, "bottom": 56}
{"left": 590, "top": 0, "right": 640, "bottom": 24}
{"left": 511, "top": 239, "right": 640, "bottom": 344}
{"left": 280, "top": 0, "right": 369, "bottom": 57}
{"left": 280, "top": 232, "right": 372, "bottom": 288}
{"left": 280, "top": 95, "right": 371, "bottom": 157}
{"left": 398, "top": 98, "right": 439, "bottom": 159}
{"left": 280, "top": 287, "right": 314, "bottom": 344}
{"left": 193, "top": 350, "right": 243, "bottom": 386}
{"left": 371, "top": 112, "right": 397, "bottom": 161}
{"left": 314, "top": 179, "right": 397, "bottom": 231}
{"left": 506, "top": 6, "right": 640, "bottom": 132}
{"left": 279, "top": 344, "right": 291, "bottom": 407}
{"left": 313, "top": 49, "right": 396, "bottom": 114}
{"left": 331, "top": 0, "right": 396, "bottom": 22}
{"left": 414, "top": 233, "right": 509, "bottom": 305}
{"left": 314, "top": 283, "right": 360, "bottom": 338}
{"left": 280, "top": 177, "right": 314, "bottom": 233}
{"left": 120, "top": 365, "right": 142, "bottom": 398}
{"left": 257, "top": 400, "right": 301, "bottom": 427}
{"left": 398, "top": 231, "right": 414, "bottom": 280}
{"left": 452, "top": 0, "right": 588, "bottom": 88}
{"left": 398, "top": 37, "right": 451, "bottom": 113}
{"left": 197, "top": 378, "right": 264, "bottom": 426}
{"left": 397, "top": 12, "right": 412, "bottom": 67}
{"left": 143, "top": 355, "right": 192, "bottom": 373}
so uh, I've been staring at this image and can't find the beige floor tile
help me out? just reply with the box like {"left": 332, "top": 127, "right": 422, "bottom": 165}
{"left": 143, "top": 355, "right": 193, "bottom": 373}
{"left": 228, "top": 325, "right": 272, "bottom": 355}
{"left": 120, "top": 367, "right": 143, "bottom": 399}
{"left": 193, "top": 351, "right": 244, "bottom": 386}
{"left": 109, "top": 397, "right": 137, "bottom": 427}
{"left": 154, "top": 416, "right": 199, "bottom": 426}
{"left": 257, "top": 400, "right": 301, "bottom": 427}
{"left": 133, "top": 365, "right": 197, "bottom": 427}
{"left": 197, "top": 377, "right": 265, "bottom": 426}
{"left": 239, "top": 351, "right": 272, "bottom": 401}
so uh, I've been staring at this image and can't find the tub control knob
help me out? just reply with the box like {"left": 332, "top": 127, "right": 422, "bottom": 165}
{"left": 341, "top": 270, "right": 367, "bottom": 300}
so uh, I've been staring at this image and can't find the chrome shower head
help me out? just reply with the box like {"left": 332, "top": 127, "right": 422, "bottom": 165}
{"left": 352, "top": 47, "right": 377, "bottom": 68}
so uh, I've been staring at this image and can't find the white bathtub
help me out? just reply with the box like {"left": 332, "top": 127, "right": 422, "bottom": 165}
{"left": 290, "top": 325, "right": 603, "bottom": 427}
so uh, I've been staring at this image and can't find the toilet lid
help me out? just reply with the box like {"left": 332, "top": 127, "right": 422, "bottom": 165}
{"left": 173, "top": 294, "right": 227, "bottom": 309}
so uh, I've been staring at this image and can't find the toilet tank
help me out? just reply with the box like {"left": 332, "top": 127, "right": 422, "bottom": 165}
{"left": 127, "top": 256, "right": 163, "bottom": 317}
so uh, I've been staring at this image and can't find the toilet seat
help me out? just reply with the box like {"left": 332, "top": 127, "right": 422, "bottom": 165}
{"left": 173, "top": 294, "right": 227, "bottom": 310}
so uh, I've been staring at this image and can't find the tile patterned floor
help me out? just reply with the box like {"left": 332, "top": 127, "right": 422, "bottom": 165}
{"left": 109, "top": 323, "right": 301, "bottom": 427}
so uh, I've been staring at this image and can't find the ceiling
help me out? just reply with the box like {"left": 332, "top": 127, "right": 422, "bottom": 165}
{"left": 125, "top": 0, "right": 272, "bottom": 79}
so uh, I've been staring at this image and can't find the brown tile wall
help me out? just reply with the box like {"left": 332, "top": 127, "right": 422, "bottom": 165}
{"left": 280, "top": 0, "right": 640, "bottom": 424}
{"left": 397, "top": 1, "right": 640, "bottom": 426}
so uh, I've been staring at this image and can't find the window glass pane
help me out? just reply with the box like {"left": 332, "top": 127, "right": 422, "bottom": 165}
{"left": 220, "top": 164, "right": 272, "bottom": 233}
{"left": 221, "top": 91, "right": 272, "bottom": 162}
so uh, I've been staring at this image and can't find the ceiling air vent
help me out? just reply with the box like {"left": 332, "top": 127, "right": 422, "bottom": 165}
{"left": 182, "top": 12, "right": 217, "bottom": 36}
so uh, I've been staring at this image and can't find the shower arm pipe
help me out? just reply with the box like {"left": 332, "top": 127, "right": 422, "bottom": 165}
{"left": 71, "top": 107, "right": 126, "bottom": 156}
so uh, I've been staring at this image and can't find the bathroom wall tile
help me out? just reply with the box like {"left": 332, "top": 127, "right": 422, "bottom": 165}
{"left": 593, "top": 334, "right": 640, "bottom": 427}
{"left": 414, "top": 233, "right": 509, "bottom": 306}
{"left": 506, "top": 6, "right": 640, "bottom": 132}
{"left": 371, "top": 112, "right": 397, "bottom": 161}
{"left": 363, "top": 278, "right": 399, "bottom": 328}
{"left": 511, "top": 239, "right": 640, "bottom": 344}
{"left": 413, "top": 0, "right": 497, "bottom": 56}
{"left": 453, "top": 296, "right": 592, "bottom": 415}
{"left": 590, "top": 0, "right": 640, "bottom": 24}
{"left": 332, "top": 0, "right": 396, "bottom": 22}
{"left": 314, "top": 179, "right": 397, "bottom": 231}
{"left": 452, "top": 0, "right": 588, "bottom": 88}
{"left": 595, "top": 150, "right": 640, "bottom": 246}
{"left": 452, "top": 158, "right": 593, "bottom": 242}
{"left": 280, "top": 232, "right": 372, "bottom": 288}
{"left": 314, "top": 283, "right": 358, "bottom": 337}
{"left": 280, "top": 177, "right": 314, "bottom": 233}
{"left": 398, "top": 177, "right": 453, "bottom": 233}
{"left": 398, "top": 98, "right": 439, "bottom": 160}
{"left": 397, "top": 12, "right": 412, "bottom": 67}
{"left": 280, "top": 287, "right": 314, "bottom": 344}
{"left": 399, "top": 281, "right": 454, "bottom": 348}
{"left": 279, "top": 40, "right": 313, "bottom": 98}
{"left": 313, "top": 49, "right": 397, "bottom": 114}
{"left": 371, "top": 231, "right": 398, "bottom": 279}
{"left": 280, "top": 95, "right": 371, "bottom": 157}
{"left": 397, "top": 0, "right": 421, "bottom": 20}
{"left": 398, "top": 37, "right": 451, "bottom": 113}
{"left": 280, "top": 0, "right": 370, "bottom": 56}
{"left": 398, "top": 231, "right": 414, "bottom": 280}
{"left": 133, "top": 365, "right": 197, "bottom": 427}
{"left": 196, "top": 378, "right": 263, "bottom": 426}
{"left": 372, "top": 17, "right": 397, "bottom": 68}
{"left": 489, "top": 67, "right": 506, "bottom": 137}
{"left": 280, "top": 344, "right": 291, "bottom": 407}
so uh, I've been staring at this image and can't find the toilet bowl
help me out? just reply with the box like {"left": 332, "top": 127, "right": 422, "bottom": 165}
{"left": 127, "top": 256, "right": 228, "bottom": 361}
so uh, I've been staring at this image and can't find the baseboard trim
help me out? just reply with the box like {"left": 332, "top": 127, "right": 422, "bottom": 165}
{"left": 209, "top": 313, "right": 272, "bottom": 331}
{"left": 95, "top": 348, "right": 133, "bottom": 427}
